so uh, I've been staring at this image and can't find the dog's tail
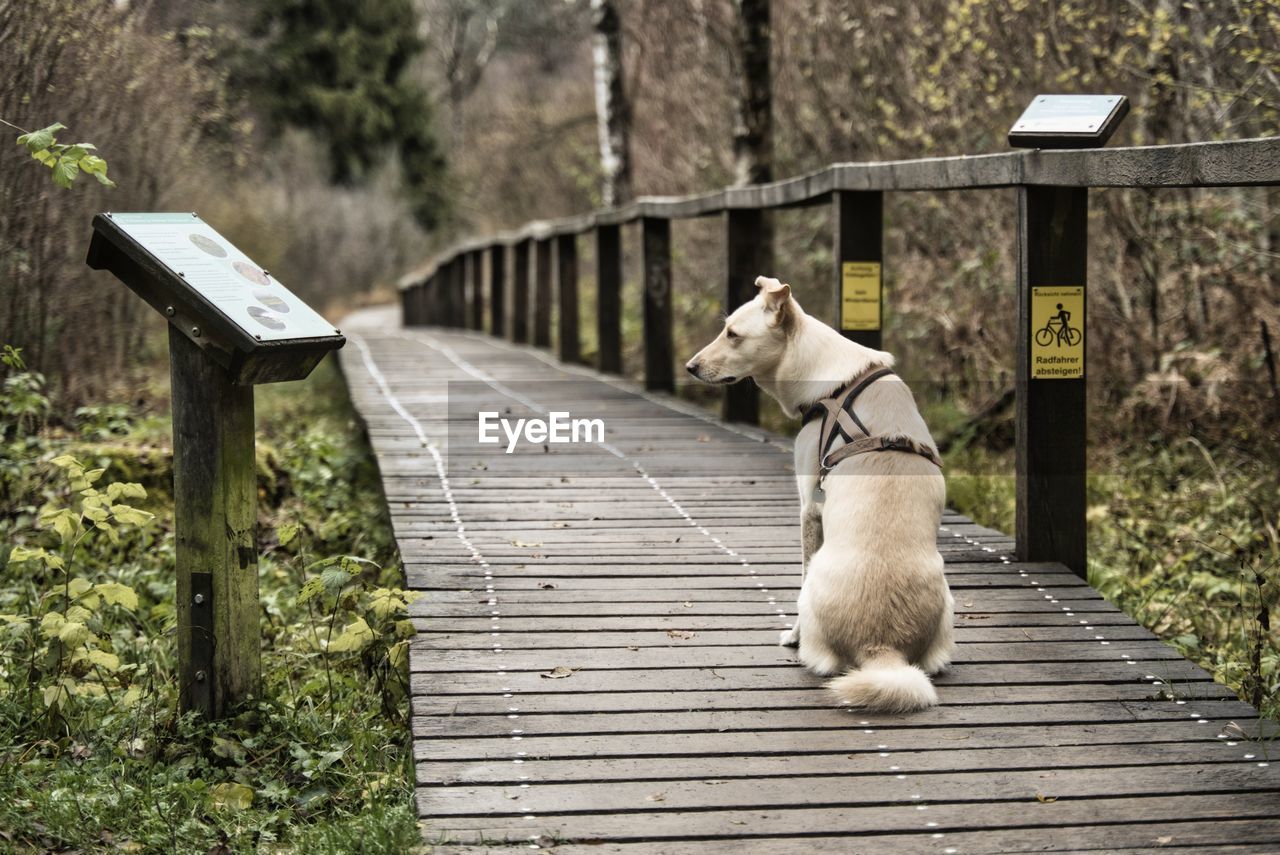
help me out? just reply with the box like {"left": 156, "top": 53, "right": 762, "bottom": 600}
{"left": 825, "top": 648, "right": 938, "bottom": 713}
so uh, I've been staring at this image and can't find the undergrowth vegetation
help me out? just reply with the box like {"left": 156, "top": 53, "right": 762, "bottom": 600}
{"left": 0, "top": 349, "right": 422, "bottom": 852}
{"left": 939, "top": 432, "right": 1279, "bottom": 721}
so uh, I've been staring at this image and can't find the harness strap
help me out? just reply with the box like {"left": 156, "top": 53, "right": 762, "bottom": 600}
{"left": 807, "top": 367, "right": 941, "bottom": 493}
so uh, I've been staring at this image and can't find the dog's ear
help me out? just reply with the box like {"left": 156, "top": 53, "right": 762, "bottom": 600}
{"left": 755, "top": 276, "right": 792, "bottom": 317}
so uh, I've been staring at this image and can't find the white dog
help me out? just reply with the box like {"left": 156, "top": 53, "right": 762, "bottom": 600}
{"left": 686, "top": 276, "right": 953, "bottom": 711}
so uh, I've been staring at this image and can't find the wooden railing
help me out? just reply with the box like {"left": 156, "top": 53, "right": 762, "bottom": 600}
{"left": 398, "top": 136, "right": 1280, "bottom": 579}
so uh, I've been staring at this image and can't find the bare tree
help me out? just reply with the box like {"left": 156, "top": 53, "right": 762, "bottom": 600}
{"left": 731, "top": 0, "right": 772, "bottom": 186}
{"left": 424, "top": 0, "right": 503, "bottom": 148}
{"left": 590, "top": 0, "right": 631, "bottom": 206}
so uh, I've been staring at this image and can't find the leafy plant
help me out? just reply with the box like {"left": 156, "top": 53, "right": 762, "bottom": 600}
{"left": 295, "top": 553, "right": 419, "bottom": 720}
{"left": 1, "top": 454, "right": 153, "bottom": 731}
{"left": 4, "top": 120, "right": 116, "bottom": 189}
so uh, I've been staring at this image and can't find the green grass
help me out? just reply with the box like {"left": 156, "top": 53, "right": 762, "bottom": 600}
{"left": 0, "top": 356, "right": 424, "bottom": 853}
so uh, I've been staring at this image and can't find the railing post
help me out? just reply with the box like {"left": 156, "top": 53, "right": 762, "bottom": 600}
{"left": 490, "top": 245, "right": 506, "bottom": 337}
{"left": 1016, "top": 185, "right": 1088, "bottom": 578}
{"left": 534, "top": 237, "right": 553, "bottom": 348}
{"left": 441, "top": 264, "right": 456, "bottom": 327}
{"left": 426, "top": 274, "right": 439, "bottom": 325}
{"left": 557, "top": 233, "right": 581, "bottom": 364}
{"left": 400, "top": 286, "right": 413, "bottom": 326}
{"left": 642, "top": 217, "right": 674, "bottom": 393}
{"left": 452, "top": 257, "right": 467, "bottom": 328}
{"left": 724, "top": 208, "right": 771, "bottom": 423}
{"left": 512, "top": 239, "right": 531, "bottom": 343}
{"left": 596, "top": 224, "right": 623, "bottom": 374}
{"left": 833, "top": 190, "right": 883, "bottom": 350}
{"left": 469, "top": 250, "right": 484, "bottom": 330}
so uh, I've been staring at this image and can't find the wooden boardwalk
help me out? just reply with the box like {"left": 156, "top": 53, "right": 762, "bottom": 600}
{"left": 339, "top": 305, "right": 1278, "bottom": 854}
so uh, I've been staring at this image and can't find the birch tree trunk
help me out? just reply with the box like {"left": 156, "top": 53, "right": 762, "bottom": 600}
{"left": 591, "top": 0, "right": 632, "bottom": 207}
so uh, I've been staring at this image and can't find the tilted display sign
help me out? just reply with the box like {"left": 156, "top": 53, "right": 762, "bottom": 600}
{"left": 87, "top": 212, "right": 344, "bottom": 718}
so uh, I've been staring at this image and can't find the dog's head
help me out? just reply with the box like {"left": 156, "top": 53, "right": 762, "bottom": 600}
{"left": 686, "top": 276, "right": 795, "bottom": 385}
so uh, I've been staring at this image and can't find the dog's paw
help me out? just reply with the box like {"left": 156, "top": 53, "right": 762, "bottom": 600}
{"left": 778, "top": 626, "right": 800, "bottom": 647}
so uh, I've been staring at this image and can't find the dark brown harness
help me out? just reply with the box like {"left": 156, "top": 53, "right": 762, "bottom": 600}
{"left": 801, "top": 366, "right": 942, "bottom": 499}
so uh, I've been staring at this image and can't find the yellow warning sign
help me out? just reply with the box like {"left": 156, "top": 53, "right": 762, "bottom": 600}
{"left": 1031, "top": 286, "right": 1084, "bottom": 379}
{"left": 841, "top": 262, "right": 881, "bottom": 331}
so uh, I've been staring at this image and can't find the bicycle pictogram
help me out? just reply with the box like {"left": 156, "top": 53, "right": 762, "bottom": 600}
{"left": 1034, "top": 302, "right": 1081, "bottom": 348}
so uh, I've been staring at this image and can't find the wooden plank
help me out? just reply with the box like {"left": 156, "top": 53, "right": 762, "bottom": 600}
{"left": 595, "top": 224, "right": 622, "bottom": 374}
{"left": 418, "top": 761, "right": 1277, "bottom": 817}
{"left": 411, "top": 680, "right": 1233, "bottom": 716}
{"left": 556, "top": 233, "right": 580, "bottom": 364}
{"left": 412, "top": 698, "right": 1256, "bottom": 739}
{"left": 1016, "top": 185, "right": 1087, "bottom": 577}
{"left": 416, "top": 790, "right": 1280, "bottom": 845}
{"left": 408, "top": 640, "right": 1188, "bottom": 673}
{"left": 641, "top": 217, "right": 673, "bottom": 392}
{"left": 417, "top": 736, "right": 1251, "bottom": 784}
{"left": 411, "top": 624, "right": 1155, "bottom": 649}
{"left": 414, "top": 716, "right": 1273, "bottom": 763}
{"left": 413, "top": 659, "right": 1219, "bottom": 693}
{"left": 534, "top": 817, "right": 1280, "bottom": 854}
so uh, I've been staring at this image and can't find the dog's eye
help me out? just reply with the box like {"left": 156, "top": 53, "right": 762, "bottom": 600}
{"left": 725, "top": 328, "right": 740, "bottom": 340}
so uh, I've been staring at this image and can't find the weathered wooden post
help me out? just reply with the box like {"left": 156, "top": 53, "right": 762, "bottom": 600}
{"left": 86, "top": 212, "right": 344, "bottom": 717}
{"left": 453, "top": 256, "right": 468, "bottom": 328}
{"left": 414, "top": 280, "right": 428, "bottom": 327}
{"left": 469, "top": 250, "right": 484, "bottom": 331}
{"left": 556, "top": 233, "right": 581, "bottom": 364}
{"left": 512, "top": 238, "right": 531, "bottom": 343}
{"left": 642, "top": 217, "right": 674, "bottom": 392}
{"left": 400, "top": 284, "right": 415, "bottom": 326}
{"left": 724, "top": 208, "right": 771, "bottom": 422}
{"left": 425, "top": 272, "right": 439, "bottom": 325}
{"left": 534, "top": 237, "right": 553, "bottom": 348}
{"left": 447, "top": 258, "right": 464, "bottom": 328}
{"left": 832, "top": 190, "right": 884, "bottom": 350}
{"left": 1015, "top": 186, "right": 1088, "bottom": 578}
{"left": 596, "top": 223, "right": 623, "bottom": 374}
{"left": 490, "top": 244, "right": 507, "bottom": 337}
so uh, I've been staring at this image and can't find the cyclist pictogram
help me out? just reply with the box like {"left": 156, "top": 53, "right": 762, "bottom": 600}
{"left": 1034, "top": 302, "right": 1081, "bottom": 348}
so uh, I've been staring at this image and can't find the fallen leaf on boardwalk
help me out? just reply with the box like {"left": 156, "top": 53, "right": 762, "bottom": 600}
{"left": 538, "top": 582, "right": 557, "bottom": 589}
{"left": 552, "top": 522, "right": 569, "bottom": 528}
{"left": 681, "top": 601, "right": 693, "bottom": 608}
{"left": 646, "top": 792, "right": 665, "bottom": 802}
{"left": 1035, "top": 793, "right": 1058, "bottom": 803}
{"left": 541, "top": 666, "right": 577, "bottom": 679}
{"left": 1155, "top": 837, "right": 1173, "bottom": 844}
{"left": 697, "top": 434, "right": 711, "bottom": 442}
{"left": 667, "top": 630, "right": 696, "bottom": 639}
{"left": 511, "top": 539, "right": 542, "bottom": 548}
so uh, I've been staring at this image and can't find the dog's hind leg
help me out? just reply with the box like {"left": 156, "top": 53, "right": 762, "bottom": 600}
{"left": 800, "top": 505, "right": 823, "bottom": 583}
{"left": 918, "top": 596, "right": 955, "bottom": 676}
{"left": 781, "top": 507, "right": 824, "bottom": 648}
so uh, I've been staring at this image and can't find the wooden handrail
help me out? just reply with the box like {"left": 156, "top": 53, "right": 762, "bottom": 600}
{"left": 398, "top": 133, "right": 1280, "bottom": 580}
{"left": 399, "top": 135, "right": 1280, "bottom": 287}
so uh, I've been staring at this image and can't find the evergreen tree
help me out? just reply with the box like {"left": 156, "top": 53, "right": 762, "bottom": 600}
{"left": 240, "top": 0, "right": 447, "bottom": 229}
